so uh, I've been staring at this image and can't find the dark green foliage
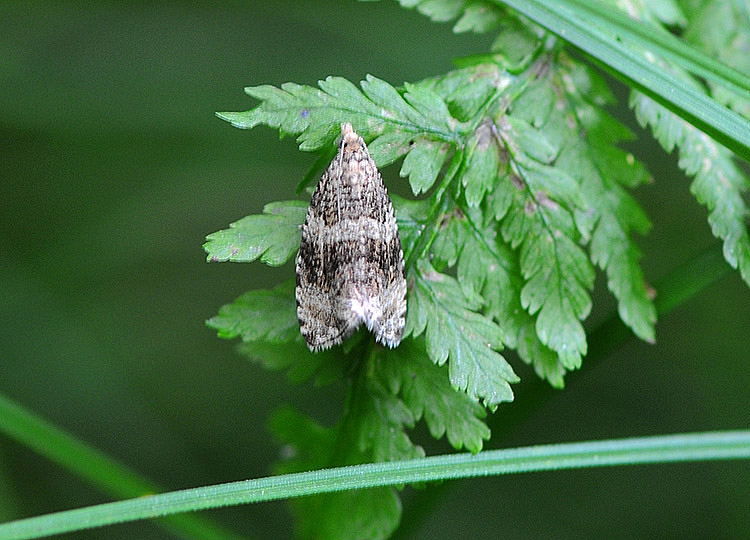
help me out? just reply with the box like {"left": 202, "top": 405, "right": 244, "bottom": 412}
{"left": 204, "top": 2, "right": 750, "bottom": 538}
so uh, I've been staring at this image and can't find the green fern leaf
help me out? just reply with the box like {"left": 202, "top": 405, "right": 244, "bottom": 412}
{"left": 386, "top": 0, "right": 503, "bottom": 34}
{"left": 412, "top": 0, "right": 466, "bottom": 22}
{"left": 392, "top": 195, "right": 432, "bottom": 257}
{"left": 218, "top": 75, "right": 457, "bottom": 194}
{"left": 547, "top": 63, "right": 657, "bottom": 342}
{"left": 212, "top": 58, "right": 662, "bottom": 385}
{"left": 488, "top": 12, "right": 545, "bottom": 70}
{"left": 489, "top": 115, "right": 595, "bottom": 368}
{"left": 423, "top": 194, "right": 569, "bottom": 386}
{"left": 430, "top": 210, "right": 467, "bottom": 268}
{"left": 207, "top": 282, "right": 346, "bottom": 383}
{"left": 632, "top": 88, "right": 750, "bottom": 287}
{"left": 399, "top": 137, "right": 451, "bottom": 194}
{"left": 203, "top": 200, "right": 306, "bottom": 265}
{"left": 423, "top": 64, "right": 510, "bottom": 121}
{"left": 462, "top": 120, "right": 502, "bottom": 206}
{"left": 366, "top": 130, "right": 414, "bottom": 167}
{"left": 295, "top": 489, "right": 400, "bottom": 540}
{"left": 505, "top": 116, "right": 559, "bottom": 164}
{"left": 454, "top": 208, "right": 569, "bottom": 385}
{"left": 380, "top": 340, "right": 490, "bottom": 452}
{"left": 358, "top": 390, "right": 423, "bottom": 461}
{"left": 505, "top": 58, "right": 657, "bottom": 344}
{"left": 518, "top": 229, "right": 594, "bottom": 368}
{"left": 517, "top": 321, "right": 567, "bottom": 388}
{"left": 405, "top": 260, "right": 519, "bottom": 408}
{"left": 267, "top": 347, "right": 442, "bottom": 540}
{"left": 206, "top": 282, "right": 298, "bottom": 343}
{"left": 237, "top": 340, "right": 345, "bottom": 385}
{"left": 453, "top": 3, "right": 502, "bottom": 33}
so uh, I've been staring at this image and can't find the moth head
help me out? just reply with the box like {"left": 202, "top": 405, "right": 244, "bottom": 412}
{"left": 340, "top": 122, "right": 363, "bottom": 152}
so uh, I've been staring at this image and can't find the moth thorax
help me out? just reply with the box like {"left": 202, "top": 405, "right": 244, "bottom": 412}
{"left": 343, "top": 160, "right": 366, "bottom": 187}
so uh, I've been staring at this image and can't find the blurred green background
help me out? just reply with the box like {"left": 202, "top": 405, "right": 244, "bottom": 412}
{"left": 1, "top": 1, "right": 748, "bottom": 539}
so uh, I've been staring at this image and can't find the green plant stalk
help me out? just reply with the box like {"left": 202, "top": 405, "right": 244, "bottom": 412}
{"left": 496, "top": 0, "right": 750, "bottom": 162}
{"left": 0, "top": 394, "right": 249, "bottom": 540}
{"left": 1, "top": 430, "right": 748, "bottom": 540}
{"left": 564, "top": 0, "right": 750, "bottom": 100}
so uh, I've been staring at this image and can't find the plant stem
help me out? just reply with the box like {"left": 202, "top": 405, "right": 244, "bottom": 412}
{"left": 1, "top": 430, "right": 747, "bottom": 540}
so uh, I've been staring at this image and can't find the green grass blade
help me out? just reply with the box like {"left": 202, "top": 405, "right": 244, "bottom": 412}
{"left": 0, "top": 394, "right": 249, "bottom": 540}
{"left": 565, "top": 0, "right": 750, "bottom": 101}
{"left": 1, "top": 430, "right": 748, "bottom": 540}
{"left": 496, "top": 0, "right": 750, "bottom": 162}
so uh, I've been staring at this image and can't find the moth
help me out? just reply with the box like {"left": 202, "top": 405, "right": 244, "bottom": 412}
{"left": 295, "top": 123, "right": 407, "bottom": 351}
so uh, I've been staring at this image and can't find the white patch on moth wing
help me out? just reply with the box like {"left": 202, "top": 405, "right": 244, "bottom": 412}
{"left": 349, "top": 292, "right": 383, "bottom": 331}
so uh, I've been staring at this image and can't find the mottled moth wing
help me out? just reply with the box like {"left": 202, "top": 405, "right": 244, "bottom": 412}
{"left": 296, "top": 123, "right": 407, "bottom": 351}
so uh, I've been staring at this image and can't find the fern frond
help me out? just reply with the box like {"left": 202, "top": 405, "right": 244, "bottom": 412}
{"left": 218, "top": 75, "right": 458, "bottom": 194}
{"left": 632, "top": 91, "right": 750, "bottom": 286}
